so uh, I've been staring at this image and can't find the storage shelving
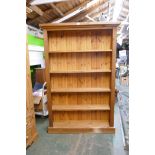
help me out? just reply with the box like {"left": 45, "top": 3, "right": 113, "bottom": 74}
{"left": 40, "top": 22, "right": 119, "bottom": 133}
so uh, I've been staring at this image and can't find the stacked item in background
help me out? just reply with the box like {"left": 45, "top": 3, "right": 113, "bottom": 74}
{"left": 33, "top": 82, "right": 48, "bottom": 116}
{"left": 26, "top": 44, "right": 38, "bottom": 147}
{"left": 33, "top": 68, "right": 48, "bottom": 116}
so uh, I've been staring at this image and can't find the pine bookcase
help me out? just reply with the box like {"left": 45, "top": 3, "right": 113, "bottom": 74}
{"left": 40, "top": 22, "right": 119, "bottom": 133}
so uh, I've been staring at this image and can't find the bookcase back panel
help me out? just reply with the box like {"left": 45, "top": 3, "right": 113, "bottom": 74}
{"left": 49, "top": 53, "right": 111, "bottom": 71}
{"left": 53, "top": 111, "right": 109, "bottom": 121}
{"left": 50, "top": 73, "right": 111, "bottom": 88}
{"left": 48, "top": 30, "right": 112, "bottom": 51}
{"left": 51, "top": 93, "right": 110, "bottom": 105}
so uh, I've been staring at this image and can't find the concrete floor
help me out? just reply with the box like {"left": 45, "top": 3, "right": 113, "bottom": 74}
{"left": 116, "top": 78, "right": 129, "bottom": 149}
{"left": 27, "top": 102, "right": 129, "bottom": 155}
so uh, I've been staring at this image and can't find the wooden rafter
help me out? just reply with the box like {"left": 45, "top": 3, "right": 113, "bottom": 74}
{"left": 85, "top": 15, "right": 96, "bottom": 22}
{"left": 121, "top": 7, "right": 128, "bottom": 13}
{"left": 68, "top": 0, "right": 108, "bottom": 22}
{"left": 91, "top": 2, "right": 114, "bottom": 18}
{"left": 109, "top": 6, "right": 114, "bottom": 21}
{"left": 29, "top": 5, "right": 44, "bottom": 16}
{"left": 118, "top": 10, "right": 128, "bottom": 21}
{"left": 50, "top": 3, "right": 64, "bottom": 17}
{"left": 109, "top": 10, "right": 114, "bottom": 21}
{"left": 52, "top": 0, "right": 91, "bottom": 23}
{"left": 91, "top": 6, "right": 108, "bottom": 18}
{"left": 30, "top": 0, "right": 68, "bottom": 5}
{"left": 26, "top": 6, "right": 33, "bottom": 14}
{"left": 29, "top": 5, "right": 52, "bottom": 20}
{"left": 123, "top": 0, "right": 129, "bottom": 9}
{"left": 82, "top": 1, "right": 114, "bottom": 22}
{"left": 27, "top": 7, "right": 53, "bottom": 25}
{"left": 119, "top": 14, "right": 126, "bottom": 19}
{"left": 115, "top": 0, "right": 128, "bottom": 22}
{"left": 117, "top": 16, "right": 125, "bottom": 21}
{"left": 27, "top": 0, "right": 122, "bottom": 27}
{"left": 107, "top": 0, "right": 115, "bottom": 21}
{"left": 120, "top": 10, "right": 128, "bottom": 17}
{"left": 83, "top": 5, "right": 109, "bottom": 22}
{"left": 86, "top": 6, "right": 103, "bottom": 17}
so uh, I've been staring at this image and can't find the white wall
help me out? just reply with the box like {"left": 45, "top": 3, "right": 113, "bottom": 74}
{"left": 28, "top": 45, "right": 45, "bottom": 68}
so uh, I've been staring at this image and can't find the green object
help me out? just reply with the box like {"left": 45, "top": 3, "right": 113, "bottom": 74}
{"left": 27, "top": 34, "right": 44, "bottom": 47}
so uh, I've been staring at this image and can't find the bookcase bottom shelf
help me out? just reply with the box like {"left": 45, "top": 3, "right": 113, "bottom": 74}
{"left": 48, "top": 121, "right": 115, "bottom": 133}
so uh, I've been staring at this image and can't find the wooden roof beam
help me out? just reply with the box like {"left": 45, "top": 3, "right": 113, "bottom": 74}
{"left": 26, "top": 7, "right": 33, "bottom": 14}
{"left": 29, "top": 5, "right": 44, "bottom": 16}
{"left": 51, "top": 0, "right": 94, "bottom": 23}
{"left": 30, "top": 0, "right": 68, "bottom": 6}
{"left": 83, "top": 5, "right": 109, "bottom": 22}
{"left": 90, "top": 2, "right": 114, "bottom": 18}
{"left": 68, "top": 0, "right": 108, "bottom": 22}
{"left": 109, "top": 10, "right": 114, "bottom": 21}
{"left": 109, "top": 4, "right": 115, "bottom": 21}
{"left": 92, "top": 6, "right": 108, "bottom": 18}
{"left": 117, "top": 16, "right": 125, "bottom": 21}
{"left": 85, "top": 1, "right": 114, "bottom": 22}
{"left": 29, "top": 5, "right": 52, "bottom": 19}
{"left": 50, "top": 3, "right": 64, "bottom": 17}
{"left": 85, "top": 15, "right": 96, "bottom": 22}
{"left": 27, "top": 7, "right": 54, "bottom": 25}
{"left": 87, "top": 1, "right": 108, "bottom": 17}
{"left": 123, "top": 0, "right": 129, "bottom": 9}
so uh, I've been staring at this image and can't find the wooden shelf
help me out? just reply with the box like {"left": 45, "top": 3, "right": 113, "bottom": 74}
{"left": 48, "top": 120, "right": 115, "bottom": 133}
{"left": 52, "top": 104, "right": 110, "bottom": 111}
{"left": 50, "top": 69, "right": 111, "bottom": 74}
{"left": 49, "top": 49, "right": 112, "bottom": 53}
{"left": 51, "top": 88, "right": 111, "bottom": 93}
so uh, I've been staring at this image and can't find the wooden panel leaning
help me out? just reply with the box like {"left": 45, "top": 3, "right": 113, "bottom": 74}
{"left": 40, "top": 22, "right": 120, "bottom": 133}
{"left": 35, "top": 68, "right": 46, "bottom": 84}
{"left": 26, "top": 43, "right": 38, "bottom": 147}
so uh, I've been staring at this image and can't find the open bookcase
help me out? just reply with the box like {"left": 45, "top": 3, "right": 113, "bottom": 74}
{"left": 40, "top": 22, "right": 119, "bottom": 133}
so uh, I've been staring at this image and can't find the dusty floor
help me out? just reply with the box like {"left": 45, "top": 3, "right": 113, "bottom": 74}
{"left": 27, "top": 102, "right": 129, "bottom": 155}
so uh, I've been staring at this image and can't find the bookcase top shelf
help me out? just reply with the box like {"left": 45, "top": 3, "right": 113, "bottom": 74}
{"left": 40, "top": 22, "right": 120, "bottom": 31}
